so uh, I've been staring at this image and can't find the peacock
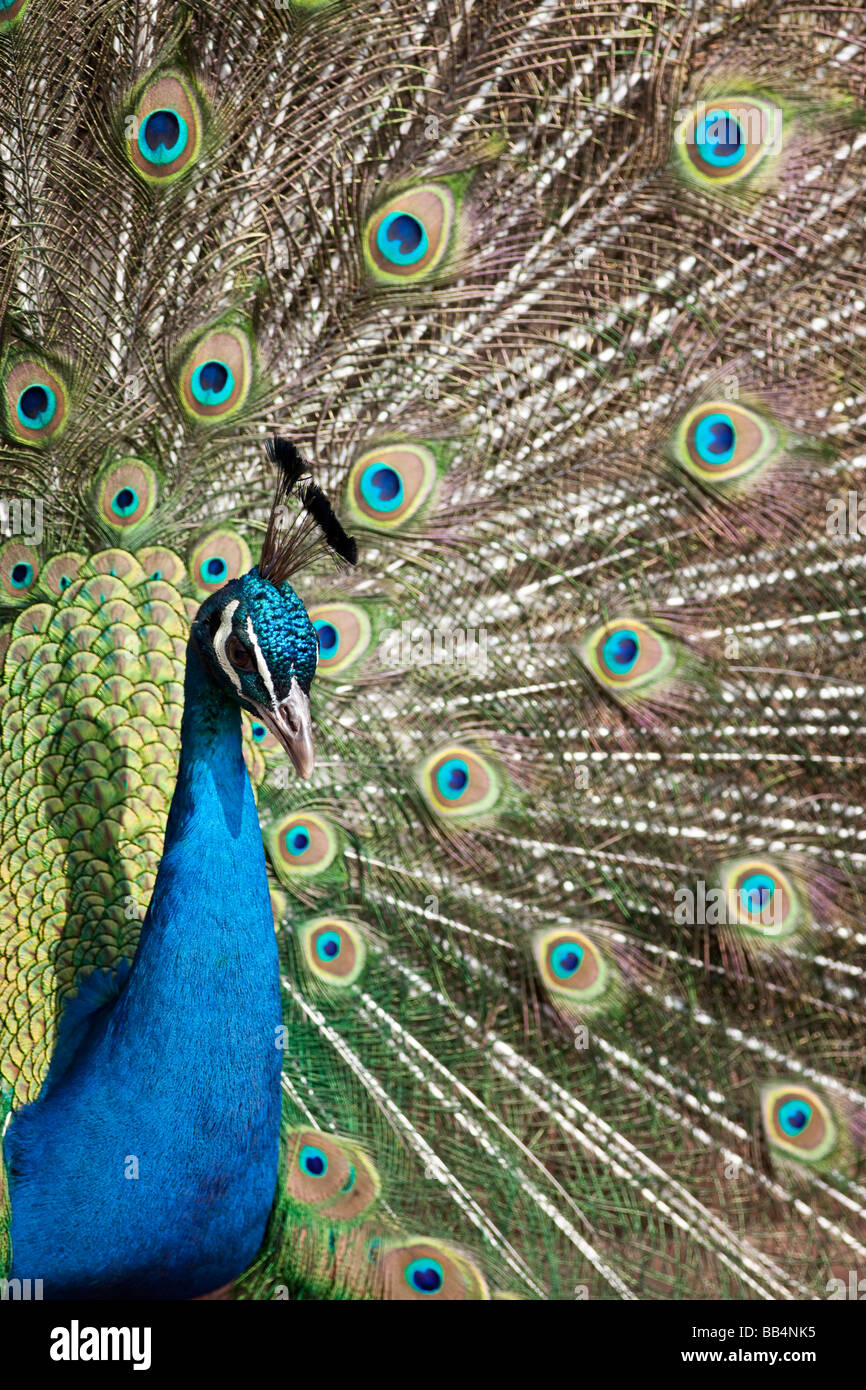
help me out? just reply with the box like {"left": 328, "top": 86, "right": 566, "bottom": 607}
{"left": 1, "top": 0, "right": 866, "bottom": 1302}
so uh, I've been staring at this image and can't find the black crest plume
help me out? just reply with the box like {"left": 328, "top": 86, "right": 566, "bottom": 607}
{"left": 258, "top": 437, "right": 357, "bottom": 582}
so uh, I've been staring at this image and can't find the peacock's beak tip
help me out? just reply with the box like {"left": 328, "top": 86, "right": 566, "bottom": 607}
{"left": 252, "top": 679, "right": 314, "bottom": 780}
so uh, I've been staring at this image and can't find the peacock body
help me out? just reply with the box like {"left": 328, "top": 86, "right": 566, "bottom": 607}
{"left": 2, "top": 0, "right": 866, "bottom": 1301}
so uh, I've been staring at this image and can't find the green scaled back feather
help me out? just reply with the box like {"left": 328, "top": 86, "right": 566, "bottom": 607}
{"left": 2, "top": 0, "right": 866, "bottom": 1301}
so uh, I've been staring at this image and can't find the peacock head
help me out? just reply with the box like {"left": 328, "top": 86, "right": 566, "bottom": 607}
{"left": 191, "top": 568, "right": 319, "bottom": 779}
{"left": 188, "top": 438, "right": 357, "bottom": 781}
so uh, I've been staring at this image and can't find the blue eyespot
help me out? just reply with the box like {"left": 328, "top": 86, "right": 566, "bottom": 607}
{"left": 694, "top": 412, "right": 736, "bottom": 466}
{"left": 251, "top": 722, "right": 267, "bottom": 743}
{"left": 201, "top": 556, "right": 228, "bottom": 583}
{"left": 17, "top": 384, "right": 56, "bottom": 430}
{"left": 602, "top": 628, "right": 639, "bottom": 675}
{"left": 286, "top": 825, "right": 311, "bottom": 856}
{"left": 299, "top": 1144, "right": 328, "bottom": 1178}
{"left": 111, "top": 486, "right": 139, "bottom": 518}
{"left": 138, "top": 108, "right": 188, "bottom": 165}
{"left": 360, "top": 462, "right": 404, "bottom": 513}
{"left": 435, "top": 757, "right": 469, "bottom": 801}
{"left": 314, "top": 620, "right": 339, "bottom": 656}
{"left": 405, "top": 1258, "right": 444, "bottom": 1294}
{"left": 694, "top": 109, "right": 744, "bottom": 168}
{"left": 190, "top": 359, "right": 234, "bottom": 406}
{"left": 59, "top": 575, "right": 72, "bottom": 590}
{"left": 739, "top": 872, "right": 775, "bottom": 916}
{"left": 315, "top": 930, "right": 342, "bottom": 962}
{"left": 551, "top": 941, "right": 583, "bottom": 980}
{"left": 10, "top": 561, "right": 33, "bottom": 589}
{"left": 778, "top": 1099, "right": 812, "bottom": 1137}
{"left": 376, "top": 211, "right": 429, "bottom": 266}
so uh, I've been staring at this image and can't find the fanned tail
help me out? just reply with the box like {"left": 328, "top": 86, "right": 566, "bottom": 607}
{"left": 2, "top": 0, "right": 866, "bottom": 1298}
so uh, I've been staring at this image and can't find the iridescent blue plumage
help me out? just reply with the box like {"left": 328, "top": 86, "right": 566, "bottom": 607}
{"left": 6, "top": 570, "right": 318, "bottom": 1297}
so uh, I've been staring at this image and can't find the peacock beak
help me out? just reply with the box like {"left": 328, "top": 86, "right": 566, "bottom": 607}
{"left": 252, "top": 678, "right": 315, "bottom": 779}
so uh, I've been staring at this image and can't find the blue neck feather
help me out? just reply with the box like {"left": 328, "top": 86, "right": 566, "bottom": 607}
{"left": 114, "top": 637, "right": 281, "bottom": 1045}
{"left": 8, "top": 639, "right": 283, "bottom": 1298}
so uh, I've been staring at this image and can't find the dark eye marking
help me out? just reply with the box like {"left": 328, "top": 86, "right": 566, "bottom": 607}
{"left": 226, "top": 633, "right": 255, "bottom": 671}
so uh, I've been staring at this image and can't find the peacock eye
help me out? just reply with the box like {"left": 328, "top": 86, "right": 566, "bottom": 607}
{"left": 347, "top": 443, "right": 438, "bottom": 529}
{"left": 139, "top": 109, "right": 187, "bottom": 164}
{"left": 299, "top": 1143, "right": 328, "bottom": 1178}
{"left": 3, "top": 358, "right": 69, "bottom": 445}
{"left": 226, "top": 634, "right": 254, "bottom": 671}
{"left": 286, "top": 1129, "right": 381, "bottom": 1220}
{"left": 418, "top": 745, "right": 502, "bottom": 819}
{"left": 674, "top": 97, "right": 782, "bottom": 188}
{"left": 761, "top": 1083, "right": 839, "bottom": 1165}
{"left": 266, "top": 811, "right": 339, "bottom": 881}
{"left": 188, "top": 527, "right": 252, "bottom": 597}
{"left": 405, "top": 1258, "right": 444, "bottom": 1295}
{"left": 363, "top": 184, "right": 457, "bottom": 284}
{"left": 581, "top": 618, "right": 675, "bottom": 694}
{"left": 672, "top": 401, "right": 782, "bottom": 488}
{"left": 94, "top": 459, "right": 159, "bottom": 536}
{"left": 533, "top": 927, "right": 613, "bottom": 1012}
{"left": 0, "top": 541, "right": 39, "bottom": 603}
{"left": 377, "top": 1239, "right": 489, "bottom": 1301}
{"left": 126, "top": 71, "right": 203, "bottom": 183}
{"left": 299, "top": 917, "right": 368, "bottom": 987}
{"left": 308, "top": 603, "right": 372, "bottom": 678}
{"left": 720, "top": 857, "right": 802, "bottom": 939}
{"left": 178, "top": 325, "right": 253, "bottom": 423}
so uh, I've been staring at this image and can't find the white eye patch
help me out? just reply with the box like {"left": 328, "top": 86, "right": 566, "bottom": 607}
{"left": 246, "top": 616, "right": 277, "bottom": 707}
{"left": 213, "top": 599, "right": 241, "bottom": 692}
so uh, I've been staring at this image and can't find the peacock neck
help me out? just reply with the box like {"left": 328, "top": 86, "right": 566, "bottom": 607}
{"left": 117, "top": 636, "right": 280, "bottom": 1033}
{"left": 164, "top": 637, "right": 252, "bottom": 845}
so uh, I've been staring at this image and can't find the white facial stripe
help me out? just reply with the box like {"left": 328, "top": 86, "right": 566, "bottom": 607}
{"left": 213, "top": 599, "right": 242, "bottom": 692}
{"left": 246, "top": 615, "right": 277, "bottom": 707}
{"left": 278, "top": 675, "right": 301, "bottom": 710}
